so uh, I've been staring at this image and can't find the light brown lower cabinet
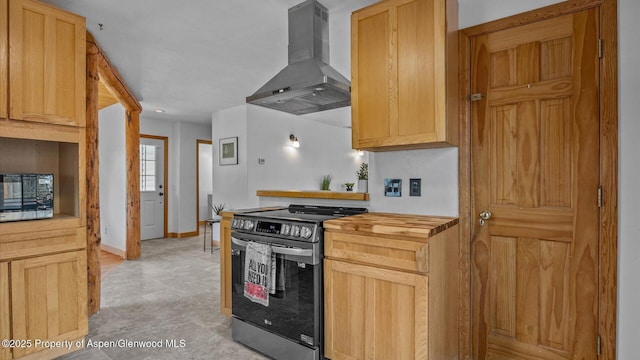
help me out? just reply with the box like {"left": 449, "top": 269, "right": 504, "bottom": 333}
{"left": 323, "top": 215, "right": 459, "bottom": 360}
{"left": 324, "top": 259, "right": 429, "bottom": 360}
{"left": 1, "top": 262, "right": 10, "bottom": 360}
{"left": 9, "top": 250, "right": 88, "bottom": 359}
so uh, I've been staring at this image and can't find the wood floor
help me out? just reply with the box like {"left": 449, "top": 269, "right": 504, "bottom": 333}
{"left": 100, "top": 250, "right": 124, "bottom": 280}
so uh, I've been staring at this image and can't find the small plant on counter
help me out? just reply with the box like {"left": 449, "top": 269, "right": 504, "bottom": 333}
{"left": 356, "top": 163, "right": 368, "bottom": 180}
{"left": 210, "top": 203, "right": 225, "bottom": 219}
{"left": 344, "top": 182, "right": 355, "bottom": 191}
{"left": 320, "top": 174, "right": 333, "bottom": 191}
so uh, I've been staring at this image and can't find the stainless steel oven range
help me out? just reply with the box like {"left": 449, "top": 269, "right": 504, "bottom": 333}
{"left": 230, "top": 205, "right": 367, "bottom": 360}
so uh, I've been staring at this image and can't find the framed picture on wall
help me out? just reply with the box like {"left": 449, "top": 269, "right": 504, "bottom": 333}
{"left": 219, "top": 137, "right": 238, "bottom": 165}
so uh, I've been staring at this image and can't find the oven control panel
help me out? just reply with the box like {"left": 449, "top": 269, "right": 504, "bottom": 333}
{"left": 232, "top": 218, "right": 316, "bottom": 241}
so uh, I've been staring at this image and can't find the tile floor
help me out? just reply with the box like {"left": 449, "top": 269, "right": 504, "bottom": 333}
{"left": 58, "top": 234, "right": 267, "bottom": 360}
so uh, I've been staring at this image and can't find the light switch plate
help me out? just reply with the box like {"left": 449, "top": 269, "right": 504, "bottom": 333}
{"left": 410, "top": 178, "right": 421, "bottom": 196}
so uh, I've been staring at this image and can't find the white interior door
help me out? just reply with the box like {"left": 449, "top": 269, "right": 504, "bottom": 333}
{"left": 140, "top": 138, "right": 165, "bottom": 240}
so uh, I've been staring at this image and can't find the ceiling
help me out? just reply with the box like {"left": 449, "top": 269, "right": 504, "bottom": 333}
{"left": 41, "top": 0, "right": 382, "bottom": 124}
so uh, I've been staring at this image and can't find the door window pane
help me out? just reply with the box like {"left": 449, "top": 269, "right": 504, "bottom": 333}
{"left": 140, "top": 144, "right": 156, "bottom": 191}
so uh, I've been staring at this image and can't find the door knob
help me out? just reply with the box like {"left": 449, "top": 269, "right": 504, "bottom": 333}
{"left": 479, "top": 210, "right": 492, "bottom": 226}
{"left": 159, "top": 192, "right": 164, "bottom": 196}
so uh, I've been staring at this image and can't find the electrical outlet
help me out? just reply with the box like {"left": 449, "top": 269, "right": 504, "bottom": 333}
{"left": 410, "top": 178, "right": 421, "bottom": 196}
{"left": 104, "top": 227, "right": 108, "bottom": 235}
{"left": 258, "top": 158, "right": 265, "bottom": 165}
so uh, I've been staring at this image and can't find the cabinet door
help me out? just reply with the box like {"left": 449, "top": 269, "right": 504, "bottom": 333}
{"left": 9, "top": 0, "right": 86, "bottom": 126}
{"left": 0, "top": 0, "right": 7, "bottom": 121}
{"left": 324, "top": 259, "right": 428, "bottom": 360}
{"left": 220, "top": 213, "right": 233, "bottom": 316}
{"left": 0, "top": 262, "right": 10, "bottom": 360}
{"left": 351, "top": 0, "right": 457, "bottom": 150}
{"left": 10, "top": 251, "right": 88, "bottom": 358}
{"left": 351, "top": 3, "right": 392, "bottom": 149}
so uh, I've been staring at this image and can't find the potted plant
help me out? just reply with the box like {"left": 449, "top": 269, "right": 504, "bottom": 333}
{"left": 356, "top": 163, "right": 368, "bottom": 193}
{"left": 210, "top": 203, "right": 225, "bottom": 221}
{"left": 344, "top": 182, "right": 355, "bottom": 192}
{"left": 320, "top": 174, "right": 333, "bottom": 191}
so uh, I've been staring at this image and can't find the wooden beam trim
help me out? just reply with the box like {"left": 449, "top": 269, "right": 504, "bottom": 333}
{"left": 87, "top": 31, "right": 141, "bottom": 111}
{"left": 85, "top": 39, "right": 101, "bottom": 316}
{"left": 461, "top": 0, "right": 603, "bottom": 37}
{"left": 457, "top": 29, "right": 472, "bottom": 360}
{"left": 126, "top": 110, "right": 141, "bottom": 260}
{"left": 598, "top": 0, "right": 618, "bottom": 358}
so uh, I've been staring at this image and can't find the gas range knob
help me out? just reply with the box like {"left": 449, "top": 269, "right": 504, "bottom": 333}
{"left": 232, "top": 219, "right": 239, "bottom": 228}
{"left": 291, "top": 225, "right": 301, "bottom": 237}
{"left": 281, "top": 224, "right": 291, "bottom": 236}
{"left": 300, "top": 226, "right": 313, "bottom": 239}
{"left": 244, "top": 220, "right": 255, "bottom": 231}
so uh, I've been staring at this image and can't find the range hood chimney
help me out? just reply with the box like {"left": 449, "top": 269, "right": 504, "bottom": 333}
{"left": 246, "top": 0, "right": 351, "bottom": 115}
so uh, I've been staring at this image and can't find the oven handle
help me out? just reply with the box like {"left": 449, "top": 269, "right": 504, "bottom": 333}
{"left": 231, "top": 237, "right": 313, "bottom": 257}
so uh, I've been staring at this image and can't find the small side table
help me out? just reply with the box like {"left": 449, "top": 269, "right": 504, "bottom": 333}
{"left": 203, "top": 218, "right": 220, "bottom": 253}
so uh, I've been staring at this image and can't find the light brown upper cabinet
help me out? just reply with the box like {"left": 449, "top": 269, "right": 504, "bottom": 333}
{"left": 351, "top": 0, "right": 458, "bottom": 151}
{"left": 8, "top": 0, "right": 86, "bottom": 127}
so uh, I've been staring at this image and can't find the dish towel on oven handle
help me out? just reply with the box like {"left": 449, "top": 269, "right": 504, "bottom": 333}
{"left": 244, "top": 241, "right": 275, "bottom": 306}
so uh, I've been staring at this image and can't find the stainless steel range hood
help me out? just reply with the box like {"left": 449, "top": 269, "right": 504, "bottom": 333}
{"left": 246, "top": 0, "right": 351, "bottom": 115}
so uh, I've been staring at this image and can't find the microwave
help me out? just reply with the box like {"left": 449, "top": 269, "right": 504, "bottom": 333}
{"left": 0, "top": 174, "right": 54, "bottom": 222}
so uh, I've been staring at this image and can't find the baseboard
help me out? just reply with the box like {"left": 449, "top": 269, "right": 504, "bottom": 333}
{"left": 100, "top": 243, "right": 126, "bottom": 258}
{"left": 167, "top": 231, "right": 199, "bottom": 238}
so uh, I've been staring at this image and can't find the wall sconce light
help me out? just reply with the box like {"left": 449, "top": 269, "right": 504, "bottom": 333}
{"left": 289, "top": 134, "right": 300, "bottom": 148}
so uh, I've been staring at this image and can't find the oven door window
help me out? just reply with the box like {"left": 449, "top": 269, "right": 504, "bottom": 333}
{"left": 232, "top": 242, "right": 319, "bottom": 348}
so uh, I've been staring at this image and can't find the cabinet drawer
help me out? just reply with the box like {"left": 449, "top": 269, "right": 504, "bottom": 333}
{"left": 0, "top": 227, "right": 85, "bottom": 260}
{"left": 325, "top": 231, "right": 429, "bottom": 274}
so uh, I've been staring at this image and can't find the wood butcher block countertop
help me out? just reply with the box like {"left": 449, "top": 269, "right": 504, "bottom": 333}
{"left": 324, "top": 212, "right": 459, "bottom": 240}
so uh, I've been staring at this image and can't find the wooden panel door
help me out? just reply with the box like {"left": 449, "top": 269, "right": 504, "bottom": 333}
{"left": 0, "top": 262, "right": 10, "bottom": 360}
{"left": 0, "top": 0, "right": 7, "bottom": 121}
{"left": 324, "top": 259, "right": 428, "bottom": 360}
{"left": 471, "top": 10, "right": 600, "bottom": 360}
{"left": 9, "top": 0, "right": 85, "bottom": 126}
{"left": 10, "top": 250, "right": 88, "bottom": 358}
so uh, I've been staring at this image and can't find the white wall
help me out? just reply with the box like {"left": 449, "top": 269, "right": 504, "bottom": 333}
{"left": 140, "top": 117, "right": 212, "bottom": 233}
{"left": 212, "top": 105, "right": 367, "bottom": 210}
{"left": 211, "top": 106, "right": 250, "bottom": 210}
{"left": 198, "top": 143, "right": 213, "bottom": 220}
{"left": 617, "top": 0, "right": 640, "bottom": 355}
{"left": 98, "top": 103, "right": 127, "bottom": 253}
{"left": 369, "top": 148, "right": 458, "bottom": 215}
